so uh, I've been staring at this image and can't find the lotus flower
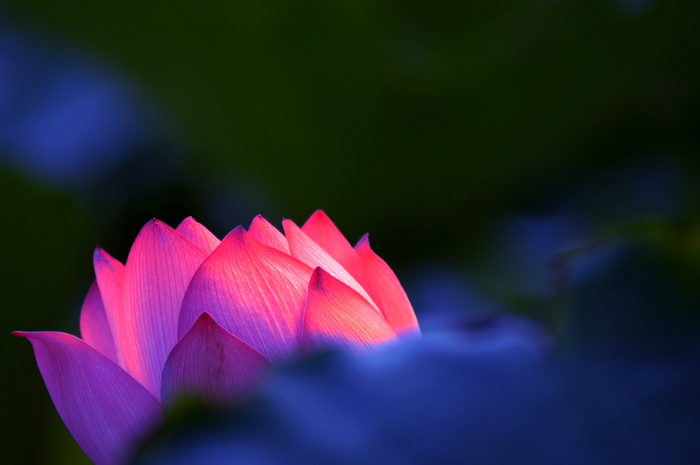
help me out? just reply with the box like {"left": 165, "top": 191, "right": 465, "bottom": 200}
{"left": 14, "top": 211, "right": 419, "bottom": 465}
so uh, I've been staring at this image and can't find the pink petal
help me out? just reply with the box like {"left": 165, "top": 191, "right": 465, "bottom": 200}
{"left": 79, "top": 282, "right": 118, "bottom": 363}
{"left": 302, "top": 210, "right": 383, "bottom": 311}
{"left": 161, "top": 313, "right": 271, "bottom": 407}
{"left": 120, "top": 219, "right": 208, "bottom": 399}
{"left": 355, "top": 235, "right": 421, "bottom": 336}
{"left": 283, "top": 219, "right": 380, "bottom": 312}
{"left": 13, "top": 331, "right": 162, "bottom": 465}
{"left": 176, "top": 217, "right": 221, "bottom": 255}
{"left": 93, "top": 246, "right": 125, "bottom": 366}
{"left": 301, "top": 268, "right": 397, "bottom": 355}
{"left": 249, "top": 215, "right": 290, "bottom": 254}
{"left": 179, "top": 226, "right": 312, "bottom": 363}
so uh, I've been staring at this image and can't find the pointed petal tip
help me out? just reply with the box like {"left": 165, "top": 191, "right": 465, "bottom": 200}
{"left": 194, "top": 312, "right": 215, "bottom": 325}
{"left": 94, "top": 245, "right": 114, "bottom": 260}
{"left": 306, "top": 209, "right": 329, "bottom": 223}
{"left": 176, "top": 216, "right": 195, "bottom": 227}
{"left": 249, "top": 215, "right": 270, "bottom": 230}
{"left": 133, "top": 218, "right": 171, "bottom": 241}
{"left": 222, "top": 225, "right": 249, "bottom": 244}
{"left": 142, "top": 218, "right": 173, "bottom": 232}
{"left": 11, "top": 331, "right": 27, "bottom": 338}
{"left": 308, "top": 266, "right": 330, "bottom": 287}
{"left": 355, "top": 233, "right": 370, "bottom": 249}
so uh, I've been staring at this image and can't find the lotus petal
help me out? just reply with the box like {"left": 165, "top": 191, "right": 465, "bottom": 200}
{"left": 161, "top": 313, "right": 271, "bottom": 407}
{"left": 355, "top": 235, "right": 420, "bottom": 336}
{"left": 179, "top": 226, "right": 312, "bottom": 363}
{"left": 79, "top": 282, "right": 118, "bottom": 363}
{"left": 93, "top": 246, "right": 125, "bottom": 366}
{"left": 176, "top": 217, "right": 221, "bottom": 255}
{"left": 13, "top": 331, "right": 162, "bottom": 465}
{"left": 283, "top": 219, "right": 379, "bottom": 312}
{"left": 302, "top": 210, "right": 383, "bottom": 310}
{"left": 120, "top": 219, "right": 208, "bottom": 399}
{"left": 249, "top": 215, "right": 290, "bottom": 254}
{"left": 302, "top": 268, "right": 396, "bottom": 354}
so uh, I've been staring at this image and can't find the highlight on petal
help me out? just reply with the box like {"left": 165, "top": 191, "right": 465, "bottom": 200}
{"left": 179, "top": 226, "right": 313, "bottom": 363}
{"left": 302, "top": 267, "right": 397, "bottom": 355}
{"left": 302, "top": 210, "right": 383, "bottom": 310}
{"left": 162, "top": 313, "right": 271, "bottom": 408}
{"left": 79, "top": 282, "right": 118, "bottom": 363}
{"left": 93, "top": 246, "right": 125, "bottom": 366}
{"left": 120, "top": 219, "right": 208, "bottom": 399}
{"left": 249, "top": 215, "right": 290, "bottom": 254}
{"left": 355, "top": 235, "right": 421, "bottom": 336}
{"left": 283, "top": 219, "right": 380, "bottom": 312}
{"left": 13, "top": 331, "right": 162, "bottom": 465}
{"left": 176, "top": 217, "right": 221, "bottom": 255}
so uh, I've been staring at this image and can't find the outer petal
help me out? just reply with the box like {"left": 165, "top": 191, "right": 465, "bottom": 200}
{"left": 301, "top": 210, "right": 383, "bottom": 310}
{"left": 162, "top": 313, "right": 271, "bottom": 407}
{"left": 355, "top": 235, "right": 421, "bottom": 336}
{"left": 13, "top": 331, "right": 162, "bottom": 465}
{"left": 176, "top": 217, "right": 221, "bottom": 255}
{"left": 179, "top": 226, "right": 313, "bottom": 363}
{"left": 93, "top": 246, "right": 125, "bottom": 366}
{"left": 283, "top": 219, "right": 380, "bottom": 312}
{"left": 120, "top": 219, "right": 208, "bottom": 399}
{"left": 249, "top": 215, "right": 290, "bottom": 254}
{"left": 302, "top": 268, "right": 396, "bottom": 355}
{"left": 79, "top": 281, "right": 118, "bottom": 363}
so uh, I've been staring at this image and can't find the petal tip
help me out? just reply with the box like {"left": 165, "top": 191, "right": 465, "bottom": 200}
{"left": 176, "top": 216, "right": 195, "bottom": 227}
{"left": 355, "top": 233, "right": 370, "bottom": 249}
{"left": 195, "top": 312, "right": 215, "bottom": 326}
{"left": 306, "top": 209, "right": 329, "bottom": 223}
{"left": 223, "top": 225, "right": 248, "bottom": 244}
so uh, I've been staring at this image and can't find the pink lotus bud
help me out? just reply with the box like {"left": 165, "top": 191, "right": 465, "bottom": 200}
{"left": 14, "top": 211, "right": 419, "bottom": 465}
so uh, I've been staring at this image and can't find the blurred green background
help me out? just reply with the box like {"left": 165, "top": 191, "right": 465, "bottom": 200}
{"left": 1, "top": 1, "right": 699, "bottom": 463}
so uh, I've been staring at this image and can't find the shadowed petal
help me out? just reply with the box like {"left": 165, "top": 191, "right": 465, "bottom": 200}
{"left": 302, "top": 210, "right": 383, "bottom": 310}
{"left": 120, "top": 219, "right": 208, "bottom": 399}
{"left": 13, "top": 331, "right": 162, "bottom": 465}
{"left": 162, "top": 313, "right": 271, "bottom": 407}
{"left": 179, "top": 227, "right": 313, "bottom": 363}
{"left": 93, "top": 246, "right": 125, "bottom": 366}
{"left": 79, "top": 282, "right": 118, "bottom": 363}
{"left": 249, "top": 215, "right": 290, "bottom": 254}
{"left": 283, "top": 219, "right": 380, "bottom": 312}
{"left": 176, "top": 217, "right": 221, "bottom": 255}
{"left": 355, "top": 235, "right": 420, "bottom": 336}
{"left": 302, "top": 268, "right": 396, "bottom": 355}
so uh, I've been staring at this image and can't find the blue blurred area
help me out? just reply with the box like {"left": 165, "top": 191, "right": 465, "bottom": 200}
{"left": 138, "top": 243, "right": 700, "bottom": 465}
{"left": 0, "top": 28, "right": 154, "bottom": 186}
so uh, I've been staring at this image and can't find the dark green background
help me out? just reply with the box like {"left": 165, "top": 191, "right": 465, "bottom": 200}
{"left": 2, "top": 1, "right": 699, "bottom": 463}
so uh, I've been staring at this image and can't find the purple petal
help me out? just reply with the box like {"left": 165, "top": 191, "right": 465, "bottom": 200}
{"left": 93, "top": 246, "right": 125, "bottom": 366}
{"left": 302, "top": 210, "right": 383, "bottom": 310}
{"left": 13, "top": 331, "right": 162, "bottom": 465}
{"left": 283, "top": 219, "right": 380, "bottom": 312}
{"left": 79, "top": 281, "right": 118, "bottom": 363}
{"left": 162, "top": 313, "right": 271, "bottom": 407}
{"left": 249, "top": 215, "right": 290, "bottom": 254}
{"left": 355, "top": 235, "right": 421, "bottom": 336}
{"left": 120, "top": 219, "right": 208, "bottom": 399}
{"left": 302, "top": 268, "right": 397, "bottom": 355}
{"left": 179, "top": 226, "right": 313, "bottom": 363}
{"left": 176, "top": 217, "right": 221, "bottom": 255}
